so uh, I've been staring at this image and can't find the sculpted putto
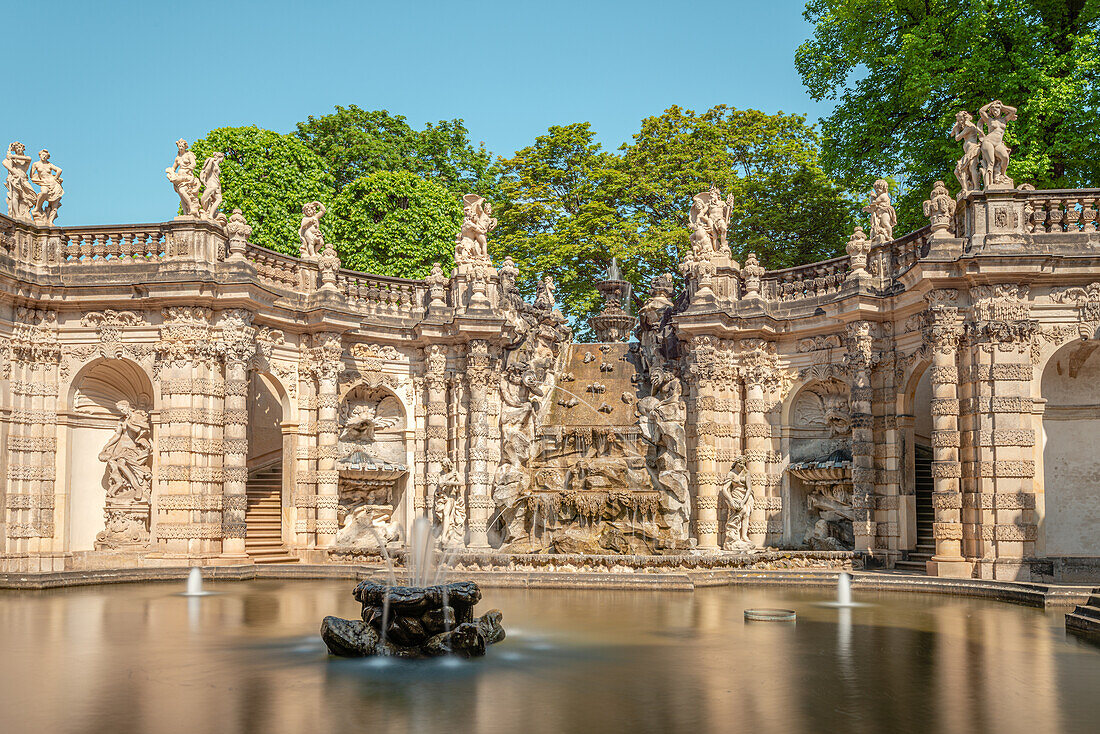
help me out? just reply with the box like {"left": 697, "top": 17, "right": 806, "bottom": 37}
{"left": 455, "top": 194, "right": 496, "bottom": 266}
{"left": 863, "top": 179, "right": 897, "bottom": 244}
{"left": 688, "top": 184, "right": 735, "bottom": 259}
{"left": 718, "top": 455, "right": 753, "bottom": 550}
{"left": 299, "top": 201, "right": 326, "bottom": 258}
{"left": 166, "top": 139, "right": 201, "bottom": 217}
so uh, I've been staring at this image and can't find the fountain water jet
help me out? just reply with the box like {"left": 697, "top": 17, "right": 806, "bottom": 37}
{"left": 181, "top": 567, "right": 210, "bottom": 597}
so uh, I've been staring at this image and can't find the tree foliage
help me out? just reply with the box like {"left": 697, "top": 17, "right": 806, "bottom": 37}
{"left": 329, "top": 171, "right": 462, "bottom": 279}
{"left": 190, "top": 127, "right": 333, "bottom": 254}
{"left": 796, "top": 0, "right": 1100, "bottom": 232}
{"left": 493, "top": 108, "right": 855, "bottom": 339}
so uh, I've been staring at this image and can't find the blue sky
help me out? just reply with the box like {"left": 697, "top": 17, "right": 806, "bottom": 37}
{"left": 3, "top": 0, "right": 831, "bottom": 225}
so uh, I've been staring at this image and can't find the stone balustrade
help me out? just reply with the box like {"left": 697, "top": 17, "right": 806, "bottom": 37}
{"left": 58, "top": 224, "right": 169, "bottom": 262}
{"left": 762, "top": 257, "right": 848, "bottom": 301}
{"left": 1021, "top": 188, "right": 1100, "bottom": 233}
{"left": 246, "top": 242, "right": 304, "bottom": 291}
{"left": 338, "top": 270, "right": 427, "bottom": 317}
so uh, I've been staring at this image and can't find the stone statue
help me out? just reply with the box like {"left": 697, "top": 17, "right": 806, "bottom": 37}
{"left": 455, "top": 194, "right": 496, "bottom": 266}
{"left": 433, "top": 457, "right": 466, "bottom": 547}
{"left": 952, "top": 110, "right": 983, "bottom": 195}
{"left": 166, "top": 139, "right": 201, "bottom": 217}
{"left": 98, "top": 400, "right": 153, "bottom": 502}
{"left": 336, "top": 495, "right": 402, "bottom": 548}
{"left": 805, "top": 483, "right": 855, "bottom": 550}
{"left": 688, "top": 184, "right": 734, "bottom": 259}
{"left": 340, "top": 401, "right": 400, "bottom": 445}
{"left": 299, "top": 201, "right": 326, "bottom": 259}
{"left": 718, "top": 455, "right": 753, "bottom": 550}
{"left": 923, "top": 180, "right": 957, "bottom": 239}
{"left": 4, "top": 142, "right": 36, "bottom": 223}
{"left": 534, "top": 276, "right": 557, "bottom": 312}
{"left": 199, "top": 152, "right": 226, "bottom": 223}
{"left": 636, "top": 274, "right": 676, "bottom": 376}
{"left": 29, "top": 149, "right": 63, "bottom": 226}
{"left": 978, "top": 99, "right": 1017, "bottom": 189}
{"left": 636, "top": 370, "right": 690, "bottom": 544}
{"left": 863, "top": 179, "right": 897, "bottom": 244}
{"left": 493, "top": 361, "right": 545, "bottom": 542}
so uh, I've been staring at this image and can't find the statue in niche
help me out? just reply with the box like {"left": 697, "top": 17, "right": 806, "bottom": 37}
{"left": 30, "top": 149, "right": 63, "bottom": 226}
{"left": 199, "top": 152, "right": 227, "bottom": 224}
{"left": 493, "top": 361, "right": 546, "bottom": 542}
{"left": 336, "top": 486, "right": 402, "bottom": 548}
{"left": 863, "top": 179, "right": 897, "bottom": 244}
{"left": 299, "top": 201, "right": 326, "bottom": 259}
{"left": 98, "top": 400, "right": 153, "bottom": 502}
{"left": 978, "top": 100, "right": 1017, "bottom": 188}
{"left": 688, "top": 184, "right": 734, "bottom": 259}
{"left": 433, "top": 457, "right": 466, "bottom": 547}
{"left": 952, "top": 110, "right": 983, "bottom": 195}
{"left": 923, "top": 180, "right": 956, "bottom": 237}
{"left": 636, "top": 369, "right": 690, "bottom": 543}
{"left": 3, "top": 141, "right": 36, "bottom": 222}
{"left": 805, "top": 483, "right": 854, "bottom": 550}
{"left": 454, "top": 194, "right": 496, "bottom": 266}
{"left": 166, "top": 139, "right": 201, "bottom": 217}
{"left": 718, "top": 456, "right": 753, "bottom": 550}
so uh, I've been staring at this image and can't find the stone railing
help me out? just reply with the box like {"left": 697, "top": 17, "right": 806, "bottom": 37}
{"left": 57, "top": 224, "right": 169, "bottom": 263}
{"left": 1020, "top": 188, "right": 1100, "bottom": 233}
{"left": 338, "top": 269, "right": 428, "bottom": 317}
{"left": 887, "top": 226, "right": 931, "bottom": 278}
{"left": 761, "top": 256, "right": 848, "bottom": 301}
{"left": 245, "top": 242, "right": 305, "bottom": 291}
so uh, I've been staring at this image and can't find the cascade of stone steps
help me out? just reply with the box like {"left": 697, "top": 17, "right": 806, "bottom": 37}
{"left": 1066, "top": 594, "right": 1100, "bottom": 639}
{"left": 244, "top": 463, "right": 297, "bottom": 564}
{"left": 895, "top": 445, "right": 935, "bottom": 572}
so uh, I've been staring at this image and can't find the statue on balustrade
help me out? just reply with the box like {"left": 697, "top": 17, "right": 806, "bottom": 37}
{"left": 433, "top": 457, "right": 466, "bottom": 547}
{"left": 29, "top": 150, "right": 64, "bottom": 226}
{"left": 863, "top": 179, "right": 897, "bottom": 244}
{"left": 455, "top": 193, "right": 496, "bottom": 266}
{"left": 199, "top": 152, "right": 227, "bottom": 225}
{"left": 98, "top": 400, "right": 153, "bottom": 503}
{"left": 299, "top": 201, "right": 326, "bottom": 259}
{"left": 688, "top": 184, "right": 734, "bottom": 259}
{"left": 4, "top": 141, "right": 37, "bottom": 223}
{"left": 166, "top": 139, "right": 202, "bottom": 217}
{"left": 952, "top": 110, "right": 982, "bottom": 195}
{"left": 979, "top": 99, "right": 1017, "bottom": 189}
{"left": 718, "top": 456, "right": 754, "bottom": 550}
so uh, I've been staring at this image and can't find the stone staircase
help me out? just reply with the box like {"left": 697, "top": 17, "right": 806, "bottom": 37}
{"left": 1066, "top": 594, "right": 1100, "bottom": 640}
{"left": 895, "top": 445, "right": 935, "bottom": 573}
{"left": 244, "top": 463, "right": 297, "bottom": 564}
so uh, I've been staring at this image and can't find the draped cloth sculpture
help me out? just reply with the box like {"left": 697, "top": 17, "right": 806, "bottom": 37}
{"left": 95, "top": 401, "right": 153, "bottom": 549}
{"left": 433, "top": 457, "right": 466, "bottom": 547}
{"left": 30, "top": 149, "right": 63, "bottom": 226}
{"left": 455, "top": 194, "right": 496, "bottom": 267}
{"left": 3, "top": 142, "right": 37, "bottom": 223}
{"left": 636, "top": 370, "right": 691, "bottom": 544}
{"left": 166, "top": 139, "right": 201, "bottom": 217}
{"left": 953, "top": 99, "right": 1018, "bottom": 194}
{"left": 718, "top": 456, "right": 754, "bottom": 550}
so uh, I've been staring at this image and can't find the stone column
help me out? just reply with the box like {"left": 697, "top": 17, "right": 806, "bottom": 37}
{"left": 685, "top": 337, "right": 719, "bottom": 550}
{"left": 312, "top": 332, "right": 343, "bottom": 548}
{"left": 742, "top": 371, "right": 770, "bottom": 548}
{"left": 465, "top": 341, "right": 492, "bottom": 549}
{"left": 846, "top": 321, "right": 876, "bottom": 553}
{"left": 924, "top": 301, "right": 970, "bottom": 577}
{"left": 219, "top": 312, "right": 254, "bottom": 559}
{"left": 424, "top": 347, "right": 449, "bottom": 524}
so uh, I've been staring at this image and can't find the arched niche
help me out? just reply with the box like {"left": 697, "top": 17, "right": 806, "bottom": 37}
{"left": 64, "top": 358, "right": 154, "bottom": 552}
{"left": 247, "top": 371, "right": 288, "bottom": 466}
{"left": 1040, "top": 340, "right": 1100, "bottom": 556}
{"left": 785, "top": 379, "right": 851, "bottom": 547}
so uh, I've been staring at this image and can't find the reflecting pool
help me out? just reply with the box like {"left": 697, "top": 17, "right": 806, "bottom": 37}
{"left": 2, "top": 580, "right": 1099, "bottom": 734}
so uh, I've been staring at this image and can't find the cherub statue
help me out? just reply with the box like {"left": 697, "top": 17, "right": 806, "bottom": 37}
{"left": 979, "top": 100, "right": 1017, "bottom": 188}
{"left": 4, "top": 142, "right": 37, "bottom": 222}
{"left": 199, "top": 152, "right": 226, "bottom": 223}
{"left": 166, "top": 139, "right": 201, "bottom": 217}
{"left": 862, "top": 179, "right": 897, "bottom": 244}
{"left": 951, "top": 110, "right": 982, "bottom": 194}
{"left": 718, "top": 455, "right": 754, "bottom": 550}
{"left": 299, "top": 201, "right": 326, "bottom": 258}
{"left": 455, "top": 194, "right": 496, "bottom": 265}
{"left": 30, "top": 149, "right": 63, "bottom": 226}
{"left": 688, "top": 185, "right": 734, "bottom": 258}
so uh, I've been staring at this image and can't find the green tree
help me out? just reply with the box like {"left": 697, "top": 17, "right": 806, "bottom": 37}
{"left": 190, "top": 127, "right": 334, "bottom": 254}
{"left": 329, "top": 171, "right": 463, "bottom": 279}
{"left": 295, "top": 105, "right": 497, "bottom": 197}
{"left": 797, "top": 0, "right": 1100, "bottom": 232}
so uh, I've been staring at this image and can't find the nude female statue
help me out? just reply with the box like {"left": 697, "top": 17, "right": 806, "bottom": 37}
{"left": 199, "top": 152, "right": 225, "bottom": 220}
{"left": 979, "top": 100, "right": 1017, "bottom": 188}
{"left": 718, "top": 455, "right": 754, "bottom": 549}
{"left": 30, "top": 149, "right": 64, "bottom": 226}
{"left": 166, "top": 139, "right": 201, "bottom": 216}
{"left": 951, "top": 110, "right": 983, "bottom": 194}
{"left": 3, "top": 142, "right": 36, "bottom": 222}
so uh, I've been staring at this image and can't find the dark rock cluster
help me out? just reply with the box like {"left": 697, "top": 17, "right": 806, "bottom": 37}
{"left": 320, "top": 580, "right": 505, "bottom": 658}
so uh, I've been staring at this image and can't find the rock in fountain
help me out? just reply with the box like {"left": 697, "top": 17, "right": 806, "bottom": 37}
{"left": 321, "top": 580, "right": 505, "bottom": 658}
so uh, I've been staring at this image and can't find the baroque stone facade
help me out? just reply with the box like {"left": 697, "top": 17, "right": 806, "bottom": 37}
{"left": 2, "top": 128, "right": 1100, "bottom": 582}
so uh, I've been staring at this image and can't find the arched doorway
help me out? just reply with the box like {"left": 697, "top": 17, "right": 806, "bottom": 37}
{"left": 1040, "top": 341, "right": 1100, "bottom": 557}
{"left": 895, "top": 361, "right": 934, "bottom": 572}
{"left": 65, "top": 358, "right": 154, "bottom": 552}
{"left": 245, "top": 371, "right": 294, "bottom": 563}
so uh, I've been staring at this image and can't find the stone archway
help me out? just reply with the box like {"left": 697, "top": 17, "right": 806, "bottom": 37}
{"left": 64, "top": 358, "right": 154, "bottom": 552}
{"left": 1040, "top": 340, "right": 1100, "bottom": 557}
{"left": 244, "top": 371, "right": 294, "bottom": 561}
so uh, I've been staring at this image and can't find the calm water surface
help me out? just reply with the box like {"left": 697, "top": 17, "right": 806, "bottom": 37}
{"left": 2, "top": 579, "right": 1099, "bottom": 734}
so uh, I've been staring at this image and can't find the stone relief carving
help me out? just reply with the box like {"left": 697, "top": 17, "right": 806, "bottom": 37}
{"left": 95, "top": 400, "right": 153, "bottom": 549}
{"left": 299, "top": 201, "right": 326, "bottom": 259}
{"left": 166, "top": 139, "right": 201, "bottom": 218}
{"left": 1050, "top": 282, "right": 1100, "bottom": 340}
{"left": 797, "top": 335, "right": 843, "bottom": 353}
{"left": 636, "top": 369, "right": 690, "bottom": 543}
{"left": 455, "top": 194, "right": 496, "bottom": 267}
{"left": 718, "top": 455, "right": 753, "bottom": 550}
{"left": 793, "top": 380, "right": 851, "bottom": 438}
{"left": 863, "top": 179, "right": 897, "bottom": 244}
{"left": 82, "top": 310, "right": 143, "bottom": 360}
